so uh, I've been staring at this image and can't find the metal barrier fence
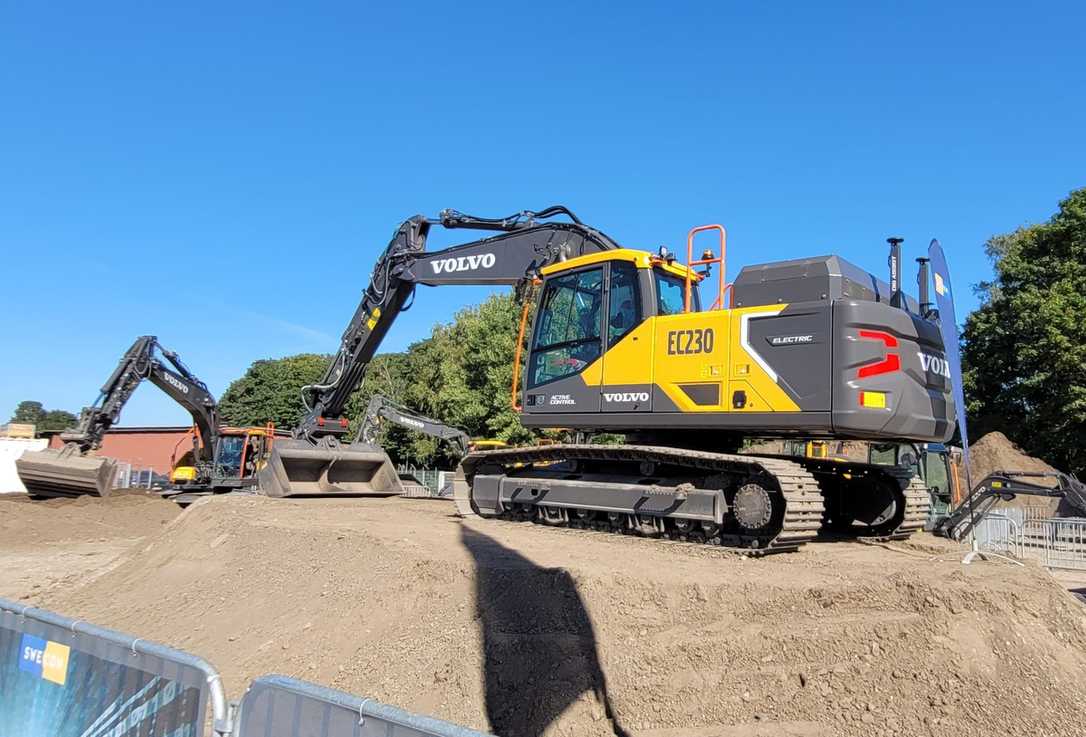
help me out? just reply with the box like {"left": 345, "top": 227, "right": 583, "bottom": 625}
{"left": 972, "top": 513, "right": 1020, "bottom": 557}
{"left": 235, "top": 675, "right": 492, "bottom": 737}
{"left": 1020, "top": 518, "right": 1086, "bottom": 571}
{"left": 1, "top": 597, "right": 494, "bottom": 737}
{"left": 973, "top": 514, "right": 1086, "bottom": 571}
{"left": 397, "top": 466, "right": 454, "bottom": 498}
{"left": 111, "top": 463, "right": 164, "bottom": 490}
{"left": 0, "top": 596, "right": 228, "bottom": 737}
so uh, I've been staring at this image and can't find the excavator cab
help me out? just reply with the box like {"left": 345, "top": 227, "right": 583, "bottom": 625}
{"left": 213, "top": 434, "right": 247, "bottom": 479}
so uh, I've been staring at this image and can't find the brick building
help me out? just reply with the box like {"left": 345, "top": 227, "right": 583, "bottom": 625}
{"left": 47, "top": 426, "right": 194, "bottom": 475}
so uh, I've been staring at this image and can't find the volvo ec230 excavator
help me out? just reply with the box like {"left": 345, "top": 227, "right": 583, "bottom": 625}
{"left": 260, "top": 206, "right": 955, "bottom": 553}
{"left": 16, "top": 336, "right": 273, "bottom": 498}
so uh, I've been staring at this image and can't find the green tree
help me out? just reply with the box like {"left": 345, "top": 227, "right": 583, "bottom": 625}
{"left": 11, "top": 400, "right": 46, "bottom": 425}
{"left": 962, "top": 188, "right": 1086, "bottom": 475}
{"left": 9, "top": 401, "right": 78, "bottom": 434}
{"left": 218, "top": 354, "right": 331, "bottom": 428}
{"left": 38, "top": 409, "right": 79, "bottom": 433}
{"left": 425, "top": 294, "right": 533, "bottom": 444}
{"left": 217, "top": 293, "right": 540, "bottom": 469}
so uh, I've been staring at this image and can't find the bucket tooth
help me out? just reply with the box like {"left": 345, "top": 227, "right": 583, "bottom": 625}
{"left": 15, "top": 449, "right": 116, "bottom": 498}
{"left": 257, "top": 440, "right": 404, "bottom": 498}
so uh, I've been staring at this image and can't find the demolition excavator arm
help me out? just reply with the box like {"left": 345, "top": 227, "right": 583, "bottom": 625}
{"left": 358, "top": 394, "right": 471, "bottom": 458}
{"left": 16, "top": 336, "right": 221, "bottom": 497}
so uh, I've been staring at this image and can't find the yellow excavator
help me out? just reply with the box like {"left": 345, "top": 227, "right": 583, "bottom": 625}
{"left": 167, "top": 424, "right": 280, "bottom": 486}
{"left": 259, "top": 206, "right": 955, "bottom": 553}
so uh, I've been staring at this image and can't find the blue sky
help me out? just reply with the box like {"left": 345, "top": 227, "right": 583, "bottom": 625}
{"left": 2, "top": 1, "right": 1083, "bottom": 426}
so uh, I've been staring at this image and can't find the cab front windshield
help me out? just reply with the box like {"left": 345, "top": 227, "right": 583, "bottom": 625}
{"left": 215, "top": 435, "right": 246, "bottom": 477}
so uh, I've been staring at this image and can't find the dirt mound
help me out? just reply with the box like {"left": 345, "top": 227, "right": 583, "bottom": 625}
{"left": 0, "top": 491, "right": 178, "bottom": 546}
{"left": 22, "top": 495, "right": 1086, "bottom": 737}
{"left": 969, "top": 432, "right": 1059, "bottom": 487}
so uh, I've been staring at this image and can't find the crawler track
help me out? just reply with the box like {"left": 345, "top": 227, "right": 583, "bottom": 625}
{"left": 456, "top": 444, "right": 825, "bottom": 555}
{"left": 456, "top": 445, "right": 933, "bottom": 555}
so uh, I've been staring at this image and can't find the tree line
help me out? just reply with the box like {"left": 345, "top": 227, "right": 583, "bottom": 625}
{"left": 7, "top": 401, "right": 78, "bottom": 434}
{"left": 217, "top": 294, "right": 538, "bottom": 468}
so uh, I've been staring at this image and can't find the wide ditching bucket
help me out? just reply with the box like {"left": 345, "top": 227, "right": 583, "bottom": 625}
{"left": 15, "top": 448, "right": 117, "bottom": 498}
{"left": 256, "top": 440, "right": 404, "bottom": 499}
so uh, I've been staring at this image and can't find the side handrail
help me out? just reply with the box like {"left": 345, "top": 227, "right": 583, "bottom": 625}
{"left": 685, "top": 224, "right": 728, "bottom": 312}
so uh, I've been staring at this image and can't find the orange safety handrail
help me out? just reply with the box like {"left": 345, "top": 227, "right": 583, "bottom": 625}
{"left": 510, "top": 281, "right": 540, "bottom": 412}
{"left": 685, "top": 224, "right": 727, "bottom": 312}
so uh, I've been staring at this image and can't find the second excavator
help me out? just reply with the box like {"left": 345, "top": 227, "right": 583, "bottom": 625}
{"left": 16, "top": 336, "right": 275, "bottom": 498}
{"left": 358, "top": 394, "right": 471, "bottom": 458}
{"left": 260, "top": 206, "right": 956, "bottom": 553}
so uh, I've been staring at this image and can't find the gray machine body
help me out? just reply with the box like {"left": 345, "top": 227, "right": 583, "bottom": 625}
{"left": 520, "top": 255, "right": 956, "bottom": 444}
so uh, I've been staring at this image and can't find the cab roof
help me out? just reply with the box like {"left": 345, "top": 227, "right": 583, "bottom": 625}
{"left": 539, "top": 248, "right": 702, "bottom": 280}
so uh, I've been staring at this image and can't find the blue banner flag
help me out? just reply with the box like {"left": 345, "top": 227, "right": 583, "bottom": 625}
{"left": 927, "top": 239, "right": 971, "bottom": 488}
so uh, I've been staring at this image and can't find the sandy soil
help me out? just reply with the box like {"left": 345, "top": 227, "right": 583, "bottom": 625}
{"left": 3, "top": 494, "right": 1086, "bottom": 737}
{"left": 0, "top": 492, "right": 178, "bottom": 599}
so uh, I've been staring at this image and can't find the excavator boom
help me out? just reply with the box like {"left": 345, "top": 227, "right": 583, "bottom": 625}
{"left": 258, "top": 206, "right": 619, "bottom": 498}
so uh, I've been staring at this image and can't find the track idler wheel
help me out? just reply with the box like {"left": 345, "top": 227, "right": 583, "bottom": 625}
{"left": 734, "top": 483, "right": 774, "bottom": 531}
{"left": 727, "top": 480, "right": 786, "bottom": 549}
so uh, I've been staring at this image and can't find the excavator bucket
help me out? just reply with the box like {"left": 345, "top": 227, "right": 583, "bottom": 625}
{"left": 15, "top": 449, "right": 117, "bottom": 498}
{"left": 256, "top": 440, "right": 404, "bottom": 499}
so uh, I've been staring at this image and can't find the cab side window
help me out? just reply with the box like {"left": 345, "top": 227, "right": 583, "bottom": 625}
{"left": 608, "top": 261, "right": 642, "bottom": 345}
{"left": 529, "top": 268, "right": 604, "bottom": 388}
{"left": 655, "top": 269, "right": 697, "bottom": 315}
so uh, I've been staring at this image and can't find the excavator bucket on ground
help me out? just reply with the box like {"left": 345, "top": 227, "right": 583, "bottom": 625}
{"left": 256, "top": 440, "right": 404, "bottom": 498}
{"left": 15, "top": 448, "right": 117, "bottom": 498}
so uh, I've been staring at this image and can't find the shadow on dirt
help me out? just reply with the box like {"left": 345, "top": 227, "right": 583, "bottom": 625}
{"left": 460, "top": 526, "right": 628, "bottom": 737}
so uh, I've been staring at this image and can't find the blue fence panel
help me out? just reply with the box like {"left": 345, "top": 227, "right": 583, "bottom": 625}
{"left": 235, "top": 675, "right": 494, "bottom": 737}
{"left": 0, "top": 597, "right": 227, "bottom": 737}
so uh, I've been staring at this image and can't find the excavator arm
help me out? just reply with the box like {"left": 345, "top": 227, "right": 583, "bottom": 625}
{"left": 295, "top": 206, "right": 618, "bottom": 443}
{"left": 62, "top": 336, "right": 221, "bottom": 459}
{"left": 359, "top": 394, "right": 471, "bottom": 458}
{"left": 16, "top": 336, "right": 221, "bottom": 497}
{"left": 260, "top": 206, "right": 619, "bottom": 497}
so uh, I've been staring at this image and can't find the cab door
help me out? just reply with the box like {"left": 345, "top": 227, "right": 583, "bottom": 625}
{"left": 597, "top": 260, "right": 654, "bottom": 412}
{"left": 522, "top": 265, "right": 605, "bottom": 414}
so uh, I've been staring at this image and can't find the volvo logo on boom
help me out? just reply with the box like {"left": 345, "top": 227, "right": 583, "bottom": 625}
{"left": 918, "top": 352, "right": 952, "bottom": 379}
{"left": 162, "top": 373, "right": 189, "bottom": 394}
{"left": 430, "top": 253, "right": 496, "bottom": 274}
{"left": 603, "top": 392, "right": 649, "bottom": 403}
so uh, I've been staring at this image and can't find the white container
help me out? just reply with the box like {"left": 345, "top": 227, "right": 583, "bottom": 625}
{"left": 0, "top": 438, "right": 49, "bottom": 493}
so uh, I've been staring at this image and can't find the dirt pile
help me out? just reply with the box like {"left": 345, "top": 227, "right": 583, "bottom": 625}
{"left": 969, "top": 432, "right": 1059, "bottom": 486}
{"left": 15, "top": 495, "right": 1086, "bottom": 737}
{"left": 0, "top": 491, "right": 180, "bottom": 603}
{"left": 0, "top": 490, "right": 178, "bottom": 546}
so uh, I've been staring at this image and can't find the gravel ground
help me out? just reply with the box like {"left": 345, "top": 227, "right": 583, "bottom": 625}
{"left": 3, "top": 493, "right": 1086, "bottom": 737}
